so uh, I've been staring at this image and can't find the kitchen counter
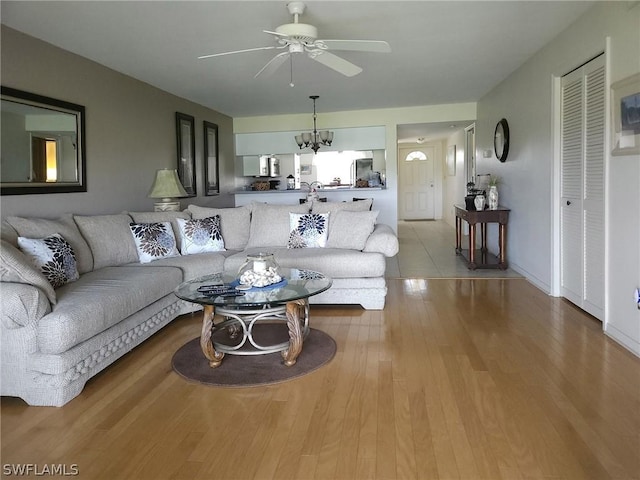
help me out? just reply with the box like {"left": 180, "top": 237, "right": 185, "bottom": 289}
{"left": 233, "top": 186, "right": 395, "bottom": 229}
{"left": 234, "top": 186, "right": 384, "bottom": 194}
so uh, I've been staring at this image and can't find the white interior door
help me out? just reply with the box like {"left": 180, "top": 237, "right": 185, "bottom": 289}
{"left": 399, "top": 146, "right": 435, "bottom": 220}
{"left": 560, "top": 54, "right": 605, "bottom": 320}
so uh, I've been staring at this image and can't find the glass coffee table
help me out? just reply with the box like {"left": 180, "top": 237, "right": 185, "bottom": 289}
{"left": 174, "top": 268, "right": 332, "bottom": 368}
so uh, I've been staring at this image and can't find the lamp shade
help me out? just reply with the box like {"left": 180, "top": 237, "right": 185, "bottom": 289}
{"left": 148, "top": 169, "right": 188, "bottom": 200}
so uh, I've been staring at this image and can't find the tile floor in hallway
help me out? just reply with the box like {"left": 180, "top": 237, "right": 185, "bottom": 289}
{"left": 386, "top": 219, "right": 524, "bottom": 279}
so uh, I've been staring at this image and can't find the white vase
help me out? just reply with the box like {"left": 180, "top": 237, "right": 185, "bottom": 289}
{"left": 474, "top": 194, "right": 485, "bottom": 210}
{"left": 488, "top": 186, "right": 499, "bottom": 210}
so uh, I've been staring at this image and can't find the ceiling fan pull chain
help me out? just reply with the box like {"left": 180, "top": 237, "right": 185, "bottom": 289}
{"left": 289, "top": 55, "right": 295, "bottom": 87}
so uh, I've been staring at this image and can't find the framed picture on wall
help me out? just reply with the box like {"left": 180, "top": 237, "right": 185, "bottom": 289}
{"left": 176, "top": 112, "right": 196, "bottom": 196}
{"left": 611, "top": 72, "right": 640, "bottom": 156}
{"left": 446, "top": 145, "right": 456, "bottom": 176}
{"left": 203, "top": 121, "right": 219, "bottom": 195}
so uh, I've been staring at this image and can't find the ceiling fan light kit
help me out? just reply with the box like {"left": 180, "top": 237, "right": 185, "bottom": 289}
{"left": 198, "top": 1, "right": 390, "bottom": 81}
{"left": 296, "top": 95, "right": 333, "bottom": 154}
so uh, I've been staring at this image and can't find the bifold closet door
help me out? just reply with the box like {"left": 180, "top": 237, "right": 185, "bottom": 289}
{"left": 560, "top": 54, "right": 605, "bottom": 320}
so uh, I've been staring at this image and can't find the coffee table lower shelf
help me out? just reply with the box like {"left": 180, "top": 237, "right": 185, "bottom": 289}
{"left": 200, "top": 300, "right": 309, "bottom": 368}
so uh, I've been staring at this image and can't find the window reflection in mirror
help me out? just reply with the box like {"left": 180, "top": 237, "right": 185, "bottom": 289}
{"left": 1, "top": 87, "right": 86, "bottom": 195}
{"left": 298, "top": 150, "right": 386, "bottom": 187}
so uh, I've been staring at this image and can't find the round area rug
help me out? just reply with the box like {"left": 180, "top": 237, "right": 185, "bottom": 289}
{"left": 172, "top": 325, "right": 336, "bottom": 387}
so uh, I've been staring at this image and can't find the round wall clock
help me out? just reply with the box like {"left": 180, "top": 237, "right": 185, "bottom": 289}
{"left": 494, "top": 118, "right": 510, "bottom": 162}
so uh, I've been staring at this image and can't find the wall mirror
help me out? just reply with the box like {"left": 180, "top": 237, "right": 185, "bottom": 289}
{"left": 1, "top": 86, "right": 86, "bottom": 195}
{"left": 176, "top": 112, "right": 196, "bottom": 197}
{"left": 203, "top": 121, "right": 219, "bottom": 195}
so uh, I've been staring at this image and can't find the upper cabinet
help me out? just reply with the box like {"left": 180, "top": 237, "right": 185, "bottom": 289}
{"left": 235, "top": 126, "right": 386, "bottom": 156}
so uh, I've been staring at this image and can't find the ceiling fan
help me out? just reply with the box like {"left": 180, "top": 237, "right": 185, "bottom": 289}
{"left": 198, "top": 1, "right": 391, "bottom": 80}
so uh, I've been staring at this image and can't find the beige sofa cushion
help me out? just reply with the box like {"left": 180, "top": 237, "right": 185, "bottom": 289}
{"left": 74, "top": 214, "right": 138, "bottom": 269}
{"left": 246, "top": 202, "right": 310, "bottom": 248}
{"left": 6, "top": 214, "right": 94, "bottom": 274}
{"left": 0, "top": 239, "right": 57, "bottom": 304}
{"left": 326, "top": 210, "right": 379, "bottom": 250}
{"left": 38, "top": 265, "right": 182, "bottom": 354}
{"left": 311, "top": 198, "right": 373, "bottom": 214}
{"left": 187, "top": 205, "right": 251, "bottom": 250}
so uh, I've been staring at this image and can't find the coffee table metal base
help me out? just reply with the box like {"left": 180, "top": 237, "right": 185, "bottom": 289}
{"left": 200, "top": 299, "right": 309, "bottom": 368}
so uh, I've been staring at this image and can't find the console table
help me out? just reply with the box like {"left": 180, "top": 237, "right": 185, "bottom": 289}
{"left": 455, "top": 205, "right": 510, "bottom": 270}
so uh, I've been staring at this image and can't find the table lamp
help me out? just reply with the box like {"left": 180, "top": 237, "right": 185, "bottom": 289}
{"left": 148, "top": 169, "right": 188, "bottom": 212}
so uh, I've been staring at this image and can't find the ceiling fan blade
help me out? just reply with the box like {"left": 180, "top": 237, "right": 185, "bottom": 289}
{"left": 310, "top": 51, "right": 362, "bottom": 77}
{"left": 254, "top": 51, "right": 290, "bottom": 78}
{"left": 317, "top": 39, "right": 391, "bottom": 53}
{"left": 198, "top": 46, "right": 280, "bottom": 60}
{"left": 263, "top": 29, "right": 289, "bottom": 38}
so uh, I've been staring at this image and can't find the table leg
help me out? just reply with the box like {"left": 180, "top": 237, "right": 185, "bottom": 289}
{"left": 498, "top": 223, "right": 508, "bottom": 270}
{"left": 200, "top": 305, "right": 225, "bottom": 368}
{"left": 282, "top": 299, "right": 306, "bottom": 366}
{"left": 480, "top": 223, "right": 487, "bottom": 253}
{"left": 468, "top": 223, "right": 477, "bottom": 269}
{"left": 455, "top": 216, "right": 462, "bottom": 254}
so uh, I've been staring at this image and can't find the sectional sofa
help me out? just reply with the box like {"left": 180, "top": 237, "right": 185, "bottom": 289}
{"left": 0, "top": 200, "right": 398, "bottom": 406}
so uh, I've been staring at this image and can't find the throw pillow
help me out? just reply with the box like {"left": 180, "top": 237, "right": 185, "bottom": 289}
{"left": 0, "top": 239, "right": 57, "bottom": 303}
{"left": 127, "top": 210, "right": 191, "bottom": 252}
{"left": 288, "top": 213, "right": 329, "bottom": 249}
{"left": 187, "top": 205, "right": 251, "bottom": 250}
{"left": 246, "top": 202, "right": 310, "bottom": 248}
{"left": 7, "top": 213, "right": 93, "bottom": 273}
{"left": 17, "top": 234, "right": 80, "bottom": 289}
{"left": 129, "top": 222, "right": 180, "bottom": 264}
{"left": 326, "top": 210, "right": 379, "bottom": 250}
{"left": 176, "top": 216, "right": 225, "bottom": 255}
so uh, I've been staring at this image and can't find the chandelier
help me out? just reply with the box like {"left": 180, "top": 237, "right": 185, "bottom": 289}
{"left": 294, "top": 95, "right": 334, "bottom": 153}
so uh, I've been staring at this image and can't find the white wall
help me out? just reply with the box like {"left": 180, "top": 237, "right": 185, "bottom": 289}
{"left": 1, "top": 26, "right": 235, "bottom": 219}
{"left": 475, "top": 2, "right": 640, "bottom": 354}
{"left": 443, "top": 129, "right": 467, "bottom": 227}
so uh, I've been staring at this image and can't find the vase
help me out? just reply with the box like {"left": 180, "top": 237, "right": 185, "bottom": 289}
{"left": 488, "top": 186, "right": 499, "bottom": 210}
{"left": 474, "top": 194, "right": 485, "bottom": 210}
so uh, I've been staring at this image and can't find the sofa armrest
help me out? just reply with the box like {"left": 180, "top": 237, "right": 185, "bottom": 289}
{"left": 363, "top": 224, "right": 399, "bottom": 257}
{"left": 0, "top": 282, "right": 51, "bottom": 329}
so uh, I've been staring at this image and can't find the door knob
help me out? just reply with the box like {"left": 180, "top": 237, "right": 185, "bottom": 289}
{"left": 566, "top": 200, "right": 571, "bottom": 206}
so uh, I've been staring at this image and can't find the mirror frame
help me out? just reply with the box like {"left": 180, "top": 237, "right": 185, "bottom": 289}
{"left": 176, "top": 112, "right": 196, "bottom": 197}
{"left": 1, "top": 86, "right": 87, "bottom": 195}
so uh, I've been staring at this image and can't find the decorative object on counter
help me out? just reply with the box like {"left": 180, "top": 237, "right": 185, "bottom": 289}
{"left": 295, "top": 96, "right": 333, "bottom": 153}
{"left": 148, "top": 169, "right": 189, "bottom": 212}
{"left": 269, "top": 180, "right": 281, "bottom": 190}
{"left": 488, "top": 175, "right": 500, "bottom": 210}
{"left": 237, "top": 253, "right": 282, "bottom": 287}
{"left": 494, "top": 118, "right": 510, "bottom": 162}
{"left": 253, "top": 180, "right": 270, "bottom": 191}
{"left": 488, "top": 186, "right": 499, "bottom": 210}
{"left": 355, "top": 179, "right": 369, "bottom": 188}
{"left": 287, "top": 175, "right": 296, "bottom": 190}
{"left": 474, "top": 194, "right": 486, "bottom": 211}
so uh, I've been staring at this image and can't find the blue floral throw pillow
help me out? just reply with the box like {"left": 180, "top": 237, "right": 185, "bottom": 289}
{"left": 288, "top": 213, "right": 329, "bottom": 249}
{"left": 129, "top": 222, "right": 179, "bottom": 263}
{"left": 17, "top": 233, "right": 79, "bottom": 288}
{"left": 176, "top": 216, "right": 225, "bottom": 255}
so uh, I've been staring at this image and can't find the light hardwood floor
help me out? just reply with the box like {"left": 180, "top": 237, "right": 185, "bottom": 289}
{"left": 2, "top": 278, "right": 639, "bottom": 479}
